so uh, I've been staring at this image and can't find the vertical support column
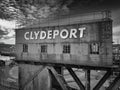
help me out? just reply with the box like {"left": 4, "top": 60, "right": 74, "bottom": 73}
{"left": 85, "top": 70, "right": 90, "bottom": 90}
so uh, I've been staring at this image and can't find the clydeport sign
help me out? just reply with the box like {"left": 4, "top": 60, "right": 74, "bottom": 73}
{"left": 24, "top": 27, "right": 86, "bottom": 40}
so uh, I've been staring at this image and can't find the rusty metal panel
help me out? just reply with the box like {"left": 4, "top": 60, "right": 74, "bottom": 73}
{"left": 16, "top": 19, "right": 113, "bottom": 67}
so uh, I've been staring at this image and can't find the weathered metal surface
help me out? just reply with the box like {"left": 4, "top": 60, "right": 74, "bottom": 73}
{"left": 25, "top": 11, "right": 111, "bottom": 28}
{"left": 19, "top": 64, "right": 51, "bottom": 90}
{"left": 106, "top": 73, "right": 120, "bottom": 90}
{"left": 15, "top": 14, "right": 113, "bottom": 67}
{"left": 93, "top": 70, "right": 112, "bottom": 90}
{"left": 48, "top": 67, "right": 69, "bottom": 90}
{"left": 66, "top": 67, "right": 85, "bottom": 90}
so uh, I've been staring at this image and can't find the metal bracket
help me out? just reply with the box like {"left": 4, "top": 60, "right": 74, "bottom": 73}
{"left": 106, "top": 72, "right": 120, "bottom": 90}
{"left": 48, "top": 67, "right": 69, "bottom": 90}
{"left": 93, "top": 70, "right": 112, "bottom": 90}
{"left": 66, "top": 67, "right": 85, "bottom": 90}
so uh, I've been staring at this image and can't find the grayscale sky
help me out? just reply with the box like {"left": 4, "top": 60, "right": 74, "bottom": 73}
{"left": 0, "top": 0, "right": 120, "bottom": 44}
{"left": 68, "top": 0, "right": 120, "bottom": 43}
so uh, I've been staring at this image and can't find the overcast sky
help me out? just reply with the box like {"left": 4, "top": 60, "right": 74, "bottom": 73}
{"left": 68, "top": 0, "right": 120, "bottom": 43}
{"left": 0, "top": 0, "right": 120, "bottom": 44}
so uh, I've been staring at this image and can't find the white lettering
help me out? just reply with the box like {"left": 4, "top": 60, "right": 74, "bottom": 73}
{"left": 24, "top": 27, "right": 86, "bottom": 40}
{"left": 78, "top": 27, "right": 86, "bottom": 38}
{"left": 69, "top": 29, "right": 77, "bottom": 38}
{"left": 47, "top": 30, "right": 52, "bottom": 39}
{"left": 60, "top": 29, "right": 69, "bottom": 39}
{"left": 53, "top": 30, "right": 59, "bottom": 39}
{"left": 34, "top": 31, "right": 40, "bottom": 39}
{"left": 24, "top": 32, "right": 29, "bottom": 40}
{"left": 40, "top": 31, "right": 46, "bottom": 39}
{"left": 30, "top": 31, "right": 34, "bottom": 39}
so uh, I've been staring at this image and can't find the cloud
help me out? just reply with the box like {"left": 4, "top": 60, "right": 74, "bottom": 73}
{"left": 0, "top": 1, "right": 120, "bottom": 44}
{"left": 0, "top": 38, "right": 15, "bottom": 44}
{"left": 0, "top": 26, "right": 9, "bottom": 39}
{"left": 113, "top": 25, "right": 120, "bottom": 43}
{"left": 111, "top": 9, "right": 120, "bottom": 27}
{"left": 0, "top": 19, "right": 16, "bottom": 44}
{"left": 113, "top": 26, "right": 120, "bottom": 35}
{"left": 0, "top": 30, "right": 15, "bottom": 44}
{"left": 0, "top": 19, "right": 16, "bottom": 28}
{"left": 0, "top": 30, "right": 7, "bottom": 36}
{"left": 2, "top": 29, "right": 15, "bottom": 39}
{"left": 0, "top": 25, "right": 15, "bottom": 39}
